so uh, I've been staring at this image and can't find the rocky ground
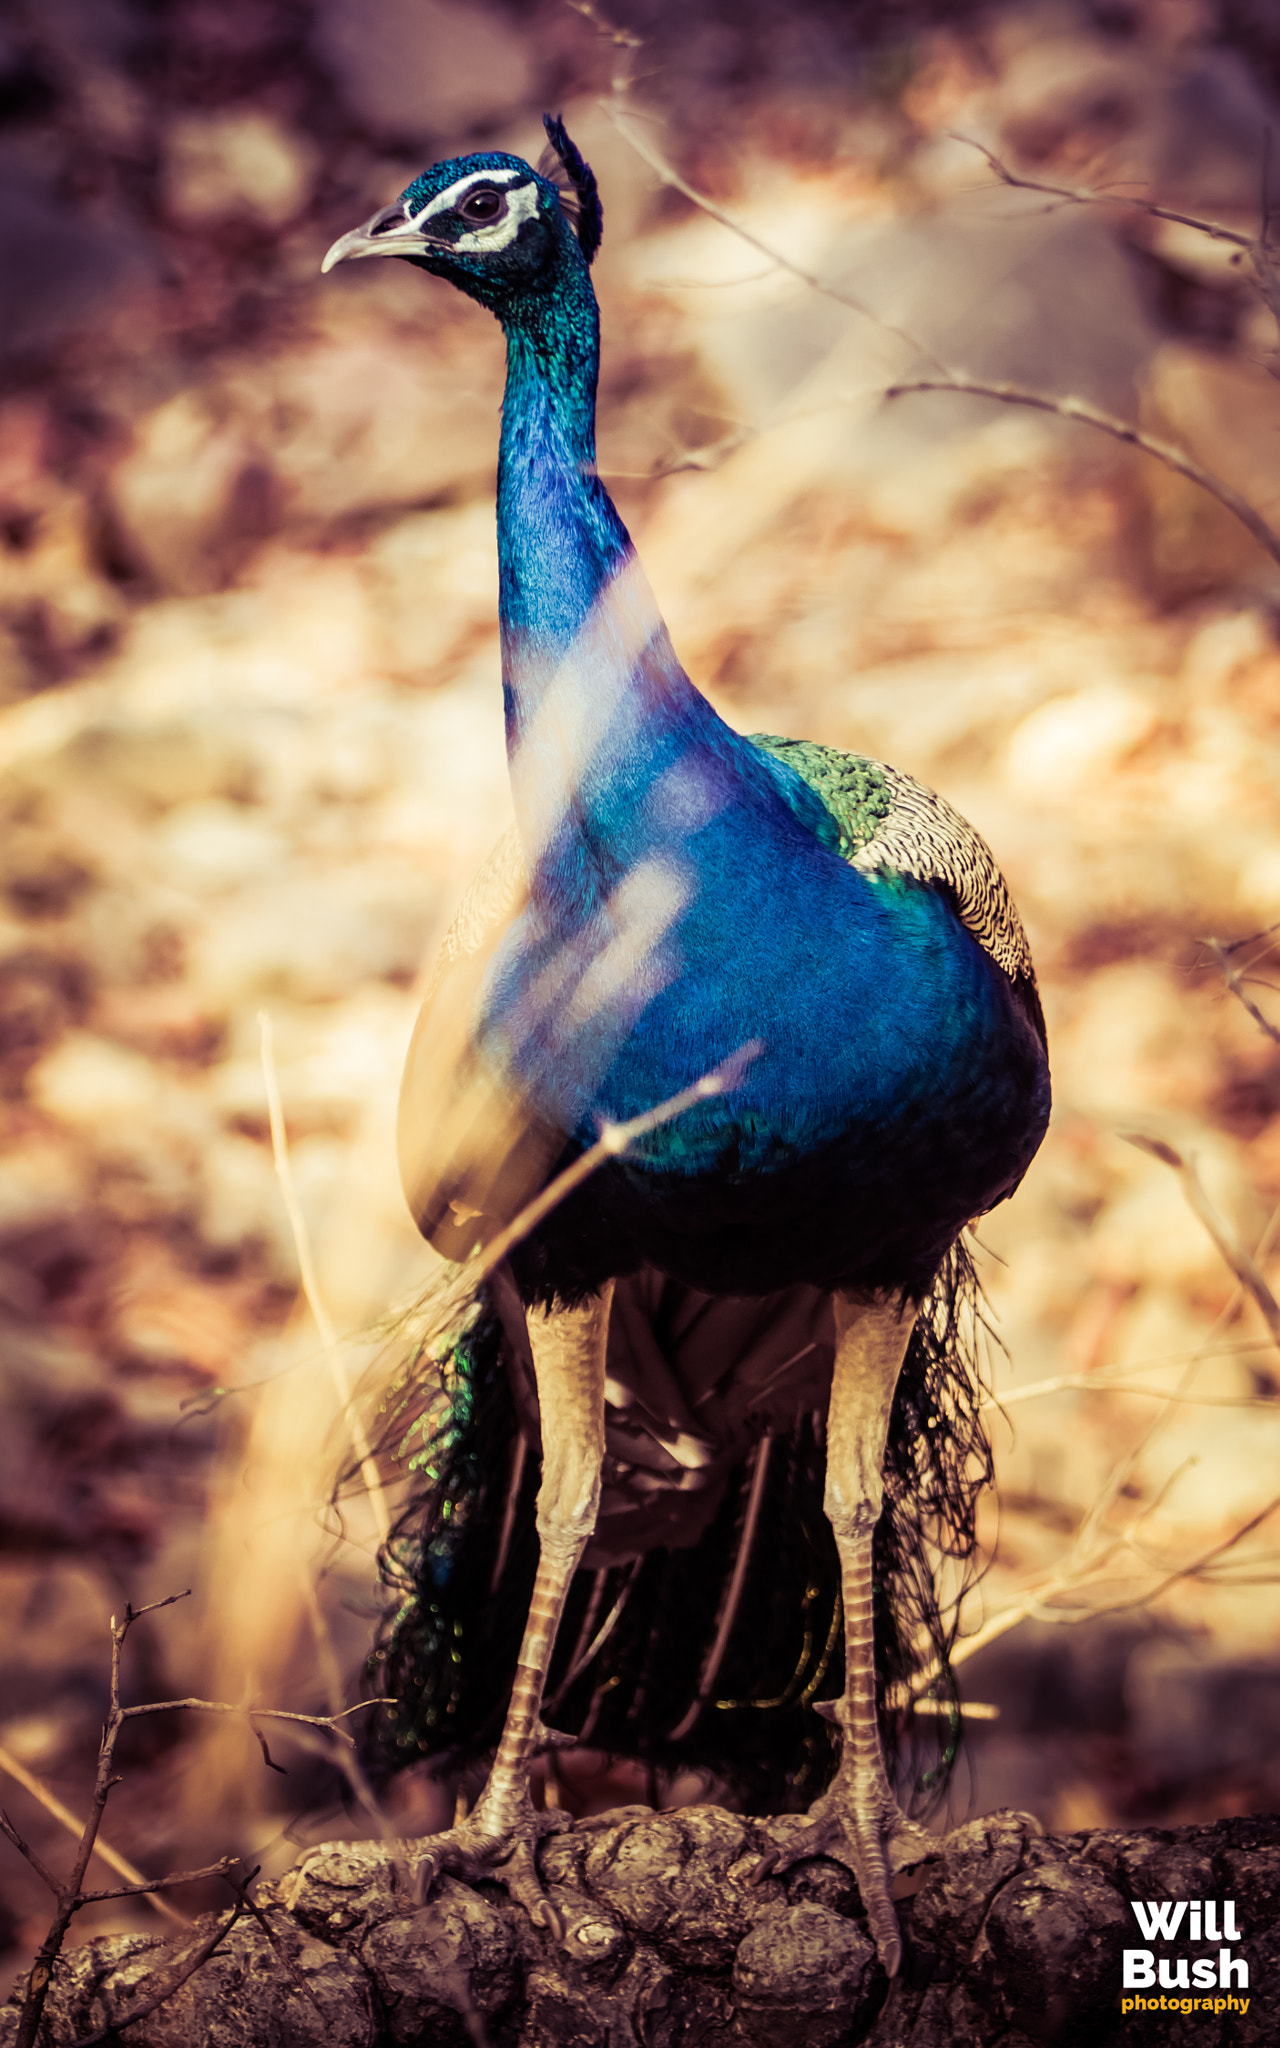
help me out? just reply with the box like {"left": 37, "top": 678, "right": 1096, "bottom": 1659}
{"left": 2, "top": 0, "right": 1280, "bottom": 2018}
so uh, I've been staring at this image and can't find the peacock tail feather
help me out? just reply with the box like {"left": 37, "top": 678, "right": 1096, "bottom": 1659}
{"left": 366, "top": 1235, "right": 994, "bottom": 1814}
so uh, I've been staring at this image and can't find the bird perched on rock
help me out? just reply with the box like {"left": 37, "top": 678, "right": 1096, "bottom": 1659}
{"left": 323, "top": 116, "right": 1050, "bottom": 1975}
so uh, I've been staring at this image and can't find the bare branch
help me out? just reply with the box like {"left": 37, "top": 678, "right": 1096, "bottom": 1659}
{"left": 420, "top": 1047, "right": 764, "bottom": 1352}
{"left": 884, "top": 375, "right": 1280, "bottom": 567}
{"left": 987, "top": 1372, "right": 1275, "bottom": 1409}
{"left": 117, "top": 1593, "right": 192, "bottom": 1631}
{"left": 953, "top": 132, "right": 1280, "bottom": 360}
{"left": 951, "top": 133, "right": 1256, "bottom": 251}
{"left": 75, "top": 1859, "right": 240, "bottom": 1906}
{"left": 0, "top": 1743, "right": 187, "bottom": 1926}
{"left": 1205, "top": 933, "right": 1280, "bottom": 1045}
{"left": 65, "top": 1881, "right": 255, "bottom": 2048}
{"left": 8, "top": 1599, "right": 375, "bottom": 2048}
{"left": 14, "top": 1598, "right": 197, "bottom": 2048}
{"left": 0, "top": 1809, "right": 61, "bottom": 1894}
{"left": 114, "top": 1694, "right": 390, "bottom": 1750}
{"left": 223, "top": 1871, "right": 329, "bottom": 2025}
{"left": 604, "top": 103, "right": 949, "bottom": 376}
{"left": 296, "top": 1567, "right": 399, "bottom": 1847}
{"left": 1124, "top": 1134, "right": 1280, "bottom": 1351}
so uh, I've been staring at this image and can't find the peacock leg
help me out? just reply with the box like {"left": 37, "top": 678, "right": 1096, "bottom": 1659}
{"left": 412, "top": 1280, "right": 614, "bottom": 1932}
{"left": 756, "top": 1291, "right": 933, "bottom": 1977}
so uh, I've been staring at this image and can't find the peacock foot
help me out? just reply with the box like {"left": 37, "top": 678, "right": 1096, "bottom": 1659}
{"left": 412, "top": 1724, "right": 576, "bottom": 1937}
{"left": 753, "top": 1753, "right": 936, "bottom": 1977}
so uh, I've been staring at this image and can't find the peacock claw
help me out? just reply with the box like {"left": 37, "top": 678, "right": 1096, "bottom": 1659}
{"left": 752, "top": 1781, "right": 936, "bottom": 1978}
{"left": 412, "top": 1801, "right": 574, "bottom": 1936}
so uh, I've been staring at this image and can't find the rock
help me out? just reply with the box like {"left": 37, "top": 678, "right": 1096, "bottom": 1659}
{"left": 363, "top": 1886, "right": 520, "bottom": 2046}
{"left": 160, "top": 109, "right": 319, "bottom": 231}
{"left": 0, "top": 1135, "right": 85, "bottom": 1243}
{"left": 1050, "top": 962, "right": 1215, "bottom": 1119}
{"left": 360, "top": 504, "right": 498, "bottom": 684}
{"left": 29, "top": 1028, "right": 169, "bottom": 1128}
{"left": 312, "top": 0, "right": 536, "bottom": 142}
{"left": 0, "top": 497, "right": 127, "bottom": 694}
{"left": 27, "top": 1031, "right": 214, "bottom": 1224}
{"left": 989, "top": 27, "right": 1277, "bottom": 215}
{"left": 581, "top": 1806, "right": 767, "bottom": 1971}
{"left": 0, "top": 945, "right": 87, "bottom": 1086}
{"left": 984, "top": 1860, "right": 1130, "bottom": 2044}
{"left": 195, "top": 1130, "right": 290, "bottom": 1270}
{"left": 911, "top": 1812, "right": 1038, "bottom": 1955}
{"left": 732, "top": 1900, "right": 878, "bottom": 2047}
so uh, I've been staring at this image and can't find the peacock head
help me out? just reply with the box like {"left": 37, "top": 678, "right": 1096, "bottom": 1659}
{"left": 321, "top": 114, "right": 602, "bottom": 322}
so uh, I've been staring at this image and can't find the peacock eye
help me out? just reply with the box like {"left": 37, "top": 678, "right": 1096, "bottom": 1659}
{"left": 460, "top": 187, "right": 505, "bottom": 223}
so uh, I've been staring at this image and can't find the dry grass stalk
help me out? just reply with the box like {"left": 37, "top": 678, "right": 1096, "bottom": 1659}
{"left": 0, "top": 1743, "right": 187, "bottom": 1929}
{"left": 259, "top": 1008, "right": 392, "bottom": 1547}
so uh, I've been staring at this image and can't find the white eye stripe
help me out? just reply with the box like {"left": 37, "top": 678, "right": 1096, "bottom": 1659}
{"left": 414, "top": 165, "right": 527, "bottom": 222}
{"left": 451, "top": 180, "right": 540, "bottom": 253}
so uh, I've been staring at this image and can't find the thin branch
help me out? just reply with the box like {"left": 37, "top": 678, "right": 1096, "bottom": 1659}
{"left": 883, "top": 375, "right": 1280, "bottom": 567}
{"left": 15, "top": 1601, "right": 192, "bottom": 2048}
{"left": 423, "top": 1046, "right": 762, "bottom": 1347}
{"left": 75, "top": 1858, "right": 239, "bottom": 1906}
{"left": 114, "top": 1694, "right": 390, "bottom": 1750}
{"left": 944, "top": 1489, "right": 1280, "bottom": 1678}
{"left": 986, "top": 1373, "right": 1275, "bottom": 1410}
{"left": 608, "top": 110, "right": 1280, "bottom": 556}
{"left": 952, "top": 133, "right": 1255, "bottom": 251}
{"left": 224, "top": 1871, "right": 329, "bottom": 2026}
{"left": 65, "top": 1880, "right": 255, "bottom": 2048}
{"left": 953, "top": 131, "right": 1280, "bottom": 363}
{"left": 8, "top": 1599, "right": 385, "bottom": 2048}
{"left": 1205, "top": 933, "right": 1280, "bottom": 1045}
{"left": 0, "top": 1809, "right": 61, "bottom": 1894}
{"left": 259, "top": 1009, "right": 392, "bottom": 1547}
{"left": 0, "top": 1743, "right": 187, "bottom": 1926}
{"left": 604, "top": 103, "right": 948, "bottom": 376}
{"left": 296, "top": 1566, "right": 400, "bottom": 1849}
{"left": 1124, "top": 1134, "right": 1280, "bottom": 1350}
{"left": 933, "top": 1200, "right": 1280, "bottom": 1689}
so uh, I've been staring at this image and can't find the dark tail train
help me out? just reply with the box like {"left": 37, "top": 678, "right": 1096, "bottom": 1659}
{"left": 366, "top": 1239, "right": 993, "bottom": 1814}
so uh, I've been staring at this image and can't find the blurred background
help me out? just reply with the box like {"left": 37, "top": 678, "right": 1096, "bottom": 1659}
{"left": 3, "top": 0, "right": 1280, "bottom": 1989}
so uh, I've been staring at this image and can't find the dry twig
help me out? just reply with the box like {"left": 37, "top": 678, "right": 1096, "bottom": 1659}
{"left": 63, "top": 1873, "right": 257, "bottom": 2048}
{"left": 1205, "top": 925, "right": 1280, "bottom": 1048}
{"left": 1123, "top": 1134, "right": 1280, "bottom": 1352}
{"left": 12, "top": 1595, "right": 193, "bottom": 2048}
{"left": 952, "top": 133, "right": 1280, "bottom": 341}
{"left": 417, "top": 1045, "right": 761, "bottom": 1356}
{"left": 882, "top": 374, "right": 1280, "bottom": 567}
{"left": 0, "top": 1745, "right": 187, "bottom": 1928}
{"left": 5, "top": 1594, "right": 392, "bottom": 2048}
{"left": 608, "top": 100, "right": 1280, "bottom": 561}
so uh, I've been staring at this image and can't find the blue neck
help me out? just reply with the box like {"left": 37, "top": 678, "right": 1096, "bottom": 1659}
{"left": 492, "top": 264, "right": 837, "bottom": 945}
{"left": 496, "top": 281, "right": 632, "bottom": 731}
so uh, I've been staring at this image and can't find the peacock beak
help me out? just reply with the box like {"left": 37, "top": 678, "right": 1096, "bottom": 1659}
{"left": 321, "top": 201, "right": 430, "bottom": 273}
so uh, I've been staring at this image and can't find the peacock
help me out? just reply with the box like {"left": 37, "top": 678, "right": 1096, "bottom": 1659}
{"left": 322, "top": 116, "right": 1051, "bottom": 1976}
